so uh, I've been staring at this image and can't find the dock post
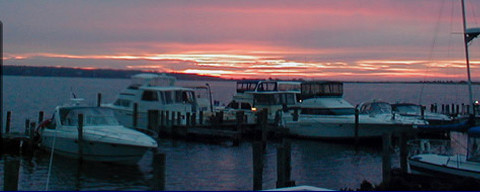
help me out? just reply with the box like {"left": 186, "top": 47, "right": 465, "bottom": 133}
{"left": 192, "top": 113, "right": 196, "bottom": 127}
{"left": 177, "top": 112, "right": 181, "bottom": 126}
{"left": 293, "top": 109, "right": 298, "bottom": 121}
{"left": 165, "top": 111, "right": 171, "bottom": 134}
{"left": 160, "top": 111, "right": 165, "bottom": 134}
{"left": 148, "top": 110, "right": 159, "bottom": 134}
{"left": 252, "top": 141, "right": 264, "bottom": 191}
{"left": 354, "top": 109, "right": 359, "bottom": 144}
{"left": 451, "top": 103, "right": 455, "bottom": 115}
{"left": 133, "top": 103, "right": 138, "bottom": 129}
{"left": 199, "top": 111, "right": 203, "bottom": 125}
{"left": 382, "top": 133, "right": 391, "bottom": 185}
{"left": 4, "top": 156, "right": 20, "bottom": 191}
{"left": 462, "top": 103, "right": 465, "bottom": 115}
{"left": 421, "top": 106, "right": 425, "bottom": 120}
{"left": 5, "top": 111, "right": 11, "bottom": 134}
{"left": 78, "top": 114, "right": 84, "bottom": 162}
{"left": 399, "top": 132, "right": 408, "bottom": 173}
{"left": 441, "top": 104, "right": 445, "bottom": 114}
{"left": 38, "top": 111, "right": 44, "bottom": 125}
{"left": 152, "top": 152, "right": 166, "bottom": 191}
{"left": 456, "top": 105, "right": 460, "bottom": 116}
{"left": 276, "top": 139, "right": 294, "bottom": 188}
{"left": 97, "top": 93, "right": 102, "bottom": 107}
{"left": 467, "top": 105, "right": 471, "bottom": 115}
{"left": 24, "top": 119, "right": 30, "bottom": 136}
{"left": 446, "top": 105, "right": 450, "bottom": 115}
{"left": 27, "top": 122, "right": 36, "bottom": 153}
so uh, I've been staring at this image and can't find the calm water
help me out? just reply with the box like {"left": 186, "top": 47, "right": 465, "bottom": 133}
{"left": 2, "top": 76, "right": 480, "bottom": 190}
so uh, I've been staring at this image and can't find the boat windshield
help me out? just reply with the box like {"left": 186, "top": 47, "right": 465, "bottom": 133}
{"left": 359, "top": 102, "right": 392, "bottom": 115}
{"left": 60, "top": 107, "right": 120, "bottom": 126}
{"left": 392, "top": 104, "right": 421, "bottom": 115}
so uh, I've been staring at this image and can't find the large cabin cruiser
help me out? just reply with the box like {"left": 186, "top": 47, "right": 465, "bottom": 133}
{"left": 37, "top": 100, "right": 157, "bottom": 164}
{"left": 104, "top": 73, "right": 209, "bottom": 129}
{"left": 279, "top": 82, "right": 428, "bottom": 140}
{"left": 222, "top": 80, "right": 301, "bottom": 124}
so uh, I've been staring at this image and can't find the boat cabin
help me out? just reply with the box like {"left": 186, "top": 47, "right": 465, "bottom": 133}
{"left": 392, "top": 103, "right": 422, "bottom": 116}
{"left": 45, "top": 107, "right": 120, "bottom": 129}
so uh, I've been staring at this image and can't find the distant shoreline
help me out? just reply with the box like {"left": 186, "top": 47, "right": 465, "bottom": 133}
{"left": 2, "top": 65, "right": 478, "bottom": 84}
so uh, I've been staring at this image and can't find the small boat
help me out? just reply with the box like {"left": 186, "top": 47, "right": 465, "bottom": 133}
{"left": 104, "top": 73, "right": 209, "bottom": 129}
{"left": 391, "top": 103, "right": 452, "bottom": 125}
{"left": 279, "top": 82, "right": 427, "bottom": 140}
{"left": 408, "top": 126, "right": 480, "bottom": 179}
{"left": 37, "top": 99, "right": 158, "bottom": 164}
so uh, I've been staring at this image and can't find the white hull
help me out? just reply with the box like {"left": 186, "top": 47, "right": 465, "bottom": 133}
{"left": 409, "top": 154, "right": 480, "bottom": 180}
{"left": 284, "top": 115, "right": 418, "bottom": 139}
{"left": 40, "top": 125, "right": 157, "bottom": 164}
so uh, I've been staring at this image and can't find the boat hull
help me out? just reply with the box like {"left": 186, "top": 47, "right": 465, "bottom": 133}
{"left": 284, "top": 116, "right": 417, "bottom": 140}
{"left": 409, "top": 154, "right": 480, "bottom": 180}
{"left": 40, "top": 134, "right": 152, "bottom": 164}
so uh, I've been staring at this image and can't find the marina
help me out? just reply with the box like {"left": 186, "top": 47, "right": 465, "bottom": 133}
{"left": 2, "top": 76, "right": 480, "bottom": 190}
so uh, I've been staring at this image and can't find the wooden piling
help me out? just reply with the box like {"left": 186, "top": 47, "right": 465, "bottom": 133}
{"left": 133, "top": 103, "right": 138, "bottom": 129}
{"left": 252, "top": 141, "right": 264, "bottom": 191}
{"left": 177, "top": 112, "right": 181, "bottom": 126}
{"left": 152, "top": 152, "right": 166, "bottom": 191}
{"left": 186, "top": 112, "right": 191, "bottom": 127}
{"left": 78, "top": 114, "right": 84, "bottom": 162}
{"left": 160, "top": 110, "right": 165, "bottom": 133}
{"left": 199, "top": 111, "right": 203, "bottom": 125}
{"left": 24, "top": 119, "right": 30, "bottom": 135}
{"left": 97, "top": 93, "right": 102, "bottom": 107}
{"left": 420, "top": 106, "right": 425, "bottom": 120}
{"left": 38, "top": 111, "right": 44, "bottom": 125}
{"left": 4, "top": 156, "right": 20, "bottom": 191}
{"left": 399, "top": 132, "right": 408, "bottom": 173}
{"left": 293, "top": 109, "right": 299, "bottom": 121}
{"left": 148, "top": 110, "right": 159, "bottom": 133}
{"left": 441, "top": 104, "right": 445, "bottom": 114}
{"left": 382, "top": 133, "right": 391, "bottom": 185}
{"left": 6, "top": 111, "right": 11, "bottom": 134}
{"left": 354, "top": 109, "right": 359, "bottom": 144}
{"left": 276, "top": 140, "right": 294, "bottom": 188}
{"left": 192, "top": 113, "right": 196, "bottom": 127}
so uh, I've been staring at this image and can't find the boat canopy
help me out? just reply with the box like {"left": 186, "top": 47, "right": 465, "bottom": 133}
{"left": 236, "top": 80, "right": 260, "bottom": 93}
{"left": 299, "top": 81, "right": 343, "bottom": 100}
{"left": 59, "top": 107, "right": 120, "bottom": 126}
{"left": 129, "top": 73, "right": 176, "bottom": 89}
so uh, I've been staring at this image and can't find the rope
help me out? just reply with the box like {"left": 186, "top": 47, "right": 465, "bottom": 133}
{"left": 45, "top": 130, "right": 57, "bottom": 191}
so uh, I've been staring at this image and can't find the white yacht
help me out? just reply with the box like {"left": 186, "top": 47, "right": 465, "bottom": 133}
{"left": 279, "top": 82, "right": 428, "bottom": 140}
{"left": 37, "top": 100, "right": 157, "bottom": 164}
{"left": 104, "top": 73, "right": 210, "bottom": 129}
{"left": 392, "top": 103, "right": 452, "bottom": 125}
{"left": 222, "top": 80, "right": 301, "bottom": 124}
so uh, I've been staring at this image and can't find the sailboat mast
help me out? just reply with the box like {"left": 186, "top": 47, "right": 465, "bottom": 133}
{"left": 461, "top": 0, "right": 474, "bottom": 111}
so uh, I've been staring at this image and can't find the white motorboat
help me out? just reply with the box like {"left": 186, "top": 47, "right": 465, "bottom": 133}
{"left": 392, "top": 103, "right": 453, "bottom": 125}
{"left": 222, "top": 80, "right": 301, "bottom": 124}
{"left": 279, "top": 82, "right": 428, "bottom": 140}
{"left": 104, "top": 73, "right": 210, "bottom": 129}
{"left": 37, "top": 100, "right": 158, "bottom": 164}
{"left": 408, "top": 0, "right": 480, "bottom": 179}
{"left": 409, "top": 127, "right": 480, "bottom": 179}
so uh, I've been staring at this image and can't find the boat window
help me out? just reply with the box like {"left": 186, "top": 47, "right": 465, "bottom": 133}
{"left": 158, "top": 91, "right": 165, "bottom": 104}
{"left": 61, "top": 108, "right": 120, "bottom": 126}
{"left": 255, "top": 94, "right": 275, "bottom": 105}
{"left": 236, "top": 81, "right": 258, "bottom": 93}
{"left": 113, "top": 99, "right": 131, "bottom": 107}
{"left": 468, "top": 136, "right": 480, "bottom": 162}
{"left": 142, "top": 90, "right": 158, "bottom": 101}
{"left": 392, "top": 105, "right": 421, "bottom": 115}
{"left": 301, "top": 108, "right": 355, "bottom": 115}
{"left": 227, "top": 101, "right": 239, "bottom": 109}
{"left": 360, "top": 102, "right": 392, "bottom": 114}
{"left": 280, "top": 93, "right": 296, "bottom": 105}
{"left": 164, "top": 91, "right": 173, "bottom": 104}
{"left": 257, "top": 82, "right": 277, "bottom": 92}
{"left": 278, "top": 83, "right": 301, "bottom": 91}
{"left": 241, "top": 102, "right": 252, "bottom": 110}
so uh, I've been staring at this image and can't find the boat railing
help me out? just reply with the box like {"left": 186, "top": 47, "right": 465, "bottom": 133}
{"left": 407, "top": 139, "right": 453, "bottom": 157}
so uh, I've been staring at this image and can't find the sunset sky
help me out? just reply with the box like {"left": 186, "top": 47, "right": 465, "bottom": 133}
{"left": 1, "top": 0, "right": 480, "bottom": 81}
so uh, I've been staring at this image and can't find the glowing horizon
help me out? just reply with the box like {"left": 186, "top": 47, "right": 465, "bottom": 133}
{"left": 1, "top": 0, "right": 480, "bottom": 81}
